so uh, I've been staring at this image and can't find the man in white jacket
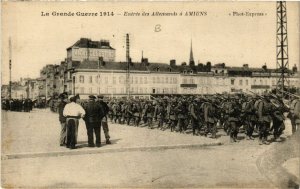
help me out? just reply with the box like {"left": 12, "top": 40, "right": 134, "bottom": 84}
{"left": 63, "top": 95, "right": 85, "bottom": 149}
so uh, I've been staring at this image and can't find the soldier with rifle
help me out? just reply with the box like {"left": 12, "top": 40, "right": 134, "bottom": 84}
{"left": 203, "top": 97, "right": 218, "bottom": 138}
{"left": 269, "top": 95, "right": 287, "bottom": 142}
{"left": 227, "top": 95, "right": 241, "bottom": 142}
{"left": 257, "top": 94, "right": 273, "bottom": 145}
{"left": 132, "top": 102, "right": 141, "bottom": 127}
{"left": 154, "top": 100, "right": 166, "bottom": 130}
{"left": 243, "top": 95, "right": 256, "bottom": 140}
{"left": 287, "top": 92, "right": 300, "bottom": 134}
{"left": 177, "top": 99, "right": 188, "bottom": 133}
{"left": 167, "top": 100, "right": 178, "bottom": 132}
{"left": 190, "top": 98, "right": 201, "bottom": 135}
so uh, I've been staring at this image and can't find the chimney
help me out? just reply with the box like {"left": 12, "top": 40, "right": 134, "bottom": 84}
{"left": 205, "top": 62, "right": 211, "bottom": 72}
{"left": 243, "top": 64, "right": 249, "bottom": 68}
{"left": 142, "top": 58, "right": 149, "bottom": 66}
{"left": 99, "top": 56, "right": 105, "bottom": 66}
{"left": 170, "top": 59, "right": 176, "bottom": 67}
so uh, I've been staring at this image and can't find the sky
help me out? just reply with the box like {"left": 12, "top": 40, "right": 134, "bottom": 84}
{"left": 1, "top": 2, "right": 299, "bottom": 84}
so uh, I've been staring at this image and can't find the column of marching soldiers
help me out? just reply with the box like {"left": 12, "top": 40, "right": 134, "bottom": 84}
{"left": 2, "top": 91, "right": 299, "bottom": 145}
{"left": 102, "top": 92, "right": 299, "bottom": 145}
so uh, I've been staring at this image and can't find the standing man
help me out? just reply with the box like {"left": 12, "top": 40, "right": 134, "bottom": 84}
{"left": 204, "top": 98, "right": 217, "bottom": 139}
{"left": 243, "top": 96, "right": 256, "bottom": 140}
{"left": 63, "top": 95, "right": 85, "bottom": 149}
{"left": 227, "top": 96, "right": 241, "bottom": 142}
{"left": 144, "top": 100, "right": 155, "bottom": 129}
{"left": 58, "top": 93, "right": 68, "bottom": 146}
{"left": 190, "top": 98, "right": 201, "bottom": 136}
{"left": 97, "top": 95, "right": 111, "bottom": 145}
{"left": 154, "top": 100, "right": 166, "bottom": 130}
{"left": 257, "top": 95, "right": 272, "bottom": 145}
{"left": 289, "top": 96, "right": 300, "bottom": 134}
{"left": 177, "top": 100, "right": 188, "bottom": 133}
{"left": 83, "top": 95, "right": 104, "bottom": 147}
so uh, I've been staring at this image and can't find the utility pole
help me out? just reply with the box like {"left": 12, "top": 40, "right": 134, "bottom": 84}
{"left": 276, "top": 1, "right": 290, "bottom": 95}
{"left": 98, "top": 57, "right": 100, "bottom": 95}
{"left": 9, "top": 37, "right": 12, "bottom": 100}
{"left": 126, "top": 34, "right": 131, "bottom": 99}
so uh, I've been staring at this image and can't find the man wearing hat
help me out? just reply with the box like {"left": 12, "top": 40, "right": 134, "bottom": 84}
{"left": 83, "top": 95, "right": 104, "bottom": 147}
{"left": 190, "top": 98, "right": 201, "bottom": 135}
{"left": 58, "top": 93, "right": 68, "bottom": 146}
{"left": 97, "top": 95, "right": 111, "bottom": 144}
{"left": 63, "top": 95, "right": 85, "bottom": 149}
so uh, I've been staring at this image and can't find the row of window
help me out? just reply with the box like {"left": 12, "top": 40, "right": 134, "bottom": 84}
{"left": 76, "top": 87, "right": 178, "bottom": 94}
{"left": 76, "top": 75, "right": 178, "bottom": 85}
{"left": 231, "top": 79, "right": 277, "bottom": 86}
{"left": 76, "top": 75, "right": 298, "bottom": 87}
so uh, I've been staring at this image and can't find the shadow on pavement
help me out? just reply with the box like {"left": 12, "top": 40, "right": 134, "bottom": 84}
{"left": 256, "top": 129, "right": 300, "bottom": 188}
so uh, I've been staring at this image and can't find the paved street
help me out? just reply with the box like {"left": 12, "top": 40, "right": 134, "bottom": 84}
{"left": 1, "top": 109, "right": 299, "bottom": 188}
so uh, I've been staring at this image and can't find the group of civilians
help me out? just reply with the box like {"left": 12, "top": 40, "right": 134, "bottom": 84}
{"left": 58, "top": 93, "right": 110, "bottom": 149}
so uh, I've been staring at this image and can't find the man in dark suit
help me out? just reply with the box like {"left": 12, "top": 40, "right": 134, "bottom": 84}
{"left": 83, "top": 95, "right": 104, "bottom": 147}
{"left": 58, "top": 93, "right": 68, "bottom": 146}
{"left": 97, "top": 95, "right": 111, "bottom": 144}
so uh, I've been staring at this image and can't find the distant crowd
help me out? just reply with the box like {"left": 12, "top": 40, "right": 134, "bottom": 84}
{"left": 2, "top": 98, "right": 34, "bottom": 112}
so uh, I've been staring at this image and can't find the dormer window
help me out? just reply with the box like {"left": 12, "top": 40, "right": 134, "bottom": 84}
{"left": 183, "top": 70, "right": 187, "bottom": 74}
{"left": 190, "top": 70, "right": 193, "bottom": 74}
{"left": 155, "top": 67, "right": 160, "bottom": 72}
{"left": 168, "top": 68, "right": 172, "bottom": 72}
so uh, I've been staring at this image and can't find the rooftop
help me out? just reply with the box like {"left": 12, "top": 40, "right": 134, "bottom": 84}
{"left": 67, "top": 38, "right": 115, "bottom": 50}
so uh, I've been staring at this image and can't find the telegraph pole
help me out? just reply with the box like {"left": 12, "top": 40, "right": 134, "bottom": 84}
{"left": 126, "top": 34, "right": 131, "bottom": 99}
{"left": 9, "top": 37, "right": 12, "bottom": 99}
{"left": 98, "top": 57, "right": 100, "bottom": 95}
{"left": 276, "top": 1, "right": 290, "bottom": 95}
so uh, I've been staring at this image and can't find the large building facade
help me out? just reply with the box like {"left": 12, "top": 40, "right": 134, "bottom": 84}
{"left": 69, "top": 60, "right": 299, "bottom": 98}
{"left": 3, "top": 38, "right": 299, "bottom": 99}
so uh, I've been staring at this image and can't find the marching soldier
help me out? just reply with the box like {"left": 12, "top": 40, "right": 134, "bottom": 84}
{"left": 270, "top": 97, "right": 286, "bottom": 142}
{"left": 125, "top": 101, "right": 133, "bottom": 125}
{"left": 167, "top": 100, "right": 178, "bottom": 132}
{"left": 132, "top": 102, "right": 141, "bottom": 127}
{"left": 177, "top": 100, "right": 188, "bottom": 133}
{"left": 121, "top": 101, "right": 127, "bottom": 124}
{"left": 144, "top": 101, "right": 155, "bottom": 129}
{"left": 113, "top": 101, "right": 122, "bottom": 124}
{"left": 203, "top": 98, "right": 217, "bottom": 138}
{"left": 257, "top": 95, "right": 272, "bottom": 145}
{"left": 228, "top": 96, "right": 241, "bottom": 142}
{"left": 243, "top": 96, "right": 256, "bottom": 140}
{"left": 289, "top": 96, "right": 300, "bottom": 134}
{"left": 190, "top": 98, "right": 201, "bottom": 135}
{"left": 107, "top": 101, "right": 114, "bottom": 122}
{"left": 154, "top": 100, "right": 166, "bottom": 130}
{"left": 221, "top": 98, "right": 230, "bottom": 135}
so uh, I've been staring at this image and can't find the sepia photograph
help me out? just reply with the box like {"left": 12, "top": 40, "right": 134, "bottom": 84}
{"left": 1, "top": 1, "right": 300, "bottom": 188}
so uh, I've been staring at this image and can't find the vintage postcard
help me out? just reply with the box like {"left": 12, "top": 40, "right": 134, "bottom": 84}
{"left": 1, "top": 1, "right": 300, "bottom": 188}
